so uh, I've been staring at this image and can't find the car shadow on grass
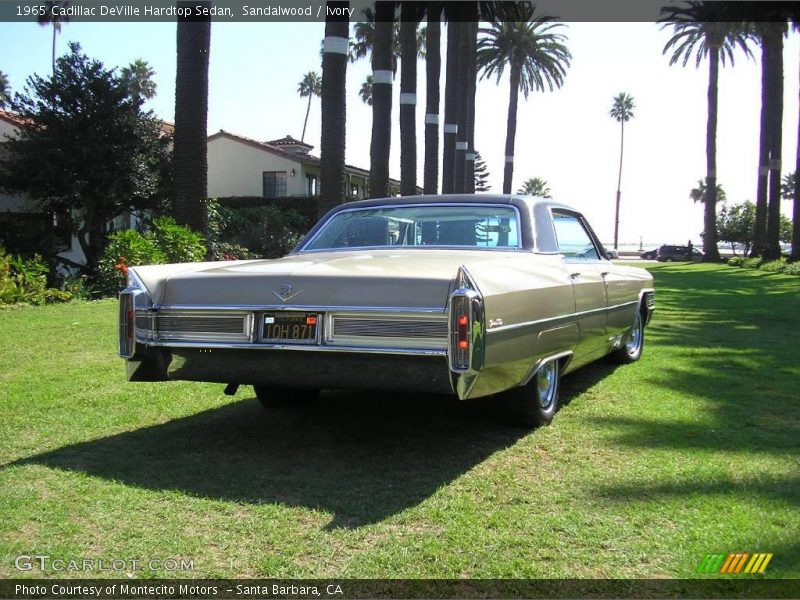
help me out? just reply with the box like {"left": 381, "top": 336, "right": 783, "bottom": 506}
{"left": 10, "top": 390, "right": 537, "bottom": 529}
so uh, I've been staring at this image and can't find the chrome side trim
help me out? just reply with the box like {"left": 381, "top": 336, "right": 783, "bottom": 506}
{"left": 486, "top": 300, "right": 640, "bottom": 334}
{"left": 520, "top": 350, "right": 574, "bottom": 387}
{"left": 153, "top": 304, "right": 446, "bottom": 314}
{"left": 140, "top": 340, "right": 446, "bottom": 356}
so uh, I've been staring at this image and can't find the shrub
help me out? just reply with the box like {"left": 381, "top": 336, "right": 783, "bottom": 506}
{"left": 782, "top": 261, "right": 800, "bottom": 275}
{"left": 760, "top": 258, "right": 787, "bottom": 273}
{"left": 96, "top": 229, "right": 166, "bottom": 297}
{"left": 741, "top": 257, "right": 764, "bottom": 269}
{"left": 727, "top": 256, "right": 746, "bottom": 267}
{"left": 96, "top": 219, "right": 208, "bottom": 296}
{"left": 0, "top": 245, "right": 73, "bottom": 306}
{"left": 150, "top": 216, "right": 206, "bottom": 263}
{"left": 208, "top": 199, "right": 307, "bottom": 259}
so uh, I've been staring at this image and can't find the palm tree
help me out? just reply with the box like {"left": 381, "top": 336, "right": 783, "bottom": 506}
{"left": 369, "top": 1, "right": 395, "bottom": 198}
{"left": 0, "top": 71, "right": 10, "bottom": 109}
{"left": 173, "top": 2, "right": 211, "bottom": 236}
{"left": 37, "top": 1, "right": 70, "bottom": 76}
{"left": 690, "top": 179, "right": 726, "bottom": 203}
{"left": 518, "top": 177, "right": 552, "bottom": 198}
{"left": 120, "top": 59, "right": 157, "bottom": 104}
{"left": 477, "top": 5, "right": 571, "bottom": 195}
{"left": 609, "top": 92, "right": 635, "bottom": 250}
{"left": 297, "top": 71, "right": 322, "bottom": 143}
{"left": 790, "top": 15, "right": 800, "bottom": 262}
{"left": 441, "top": 16, "right": 462, "bottom": 194}
{"left": 358, "top": 75, "right": 373, "bottom": 106}
{"left": 661, "top": 2, "right": 754, "bottom": 262}
{"left": 400, "top": 2, "right": 426, "bottom": 196}
{"left": 320, "top": 1, "right": 349, "bottom": 216}
{"left": 423, "top": 1, "right": 442, "bottom": 194}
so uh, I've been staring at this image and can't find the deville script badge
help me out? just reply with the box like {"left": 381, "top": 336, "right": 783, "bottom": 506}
{"left": 271, "top": 283, "right": 303, "bottom": 303}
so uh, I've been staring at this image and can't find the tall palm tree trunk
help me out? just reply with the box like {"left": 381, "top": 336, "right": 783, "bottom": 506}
{"left": 465, "top": 19, "right": 478, "bottom": 194}
{"left": 301, "top": 93, "right": 312, "bottom": 143}
{"left": 423, "top": 2, "right": 441, "bottom": 194}
{"left": 173, "top": 3, "right": 211, "bottom": 236}
{"left": 793, "top": 45, "right": 800, "bottom": 263}
{"left": 454, "top": 22, "right": 468, "bottom": 193}
{"left": 441, "top": 17, "right": 460, "bottom": 193}
{"left": 399, "top": 3, "right": 417, "bottom": 196}
{"left": 51, "top": 25, "right": 57, "bottom": 76}
{"left": 765, "top": 26, "right": 784, "bottom": 260}
{"left": 703, "top": 47, "right": 721, "bottom": 262}
{"left": 369, "top": 1, "right": 394, "bottom": 198}
{"left": 502, "top": 64, "right": 521, "bottom": 195}
{"left": 614, "top": 120, "right": 624, "bottom": 249}
{"left": 752, "top": 35, "right": 770, "bottom": 258}
{"left": 320, "top": 1, "right": 349, "bottom": 216}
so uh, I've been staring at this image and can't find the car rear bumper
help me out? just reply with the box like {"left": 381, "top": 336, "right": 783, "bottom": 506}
{"left": 127, "top": 344, "right": 456, "bottom": 395}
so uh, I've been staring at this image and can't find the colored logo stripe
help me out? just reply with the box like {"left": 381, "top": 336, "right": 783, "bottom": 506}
{"left": 698, "top": 553, "right": 772, "bottom": 575}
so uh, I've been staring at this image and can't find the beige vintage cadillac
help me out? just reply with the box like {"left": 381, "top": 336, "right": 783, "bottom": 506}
{"left": 119, "top": 195, "right": 654, "bottom": 427}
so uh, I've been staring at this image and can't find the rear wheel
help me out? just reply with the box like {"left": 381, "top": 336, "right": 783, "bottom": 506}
{"left": 609, "top": 310, "right": 644, "bottom": 364}
{"left": 254, "top": 385, "right": 319, "bottom": 408}
{"left": 503, "top": 358, "right": 561, "bottom": 428}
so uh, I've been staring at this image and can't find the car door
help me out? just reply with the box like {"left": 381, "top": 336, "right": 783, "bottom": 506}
{"left": 551, "top": 210, "right": 608, "bottom": 359}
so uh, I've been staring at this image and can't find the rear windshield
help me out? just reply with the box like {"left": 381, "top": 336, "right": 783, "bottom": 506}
{"left": 302, "top": 205, "right": 520, "bottom": 251}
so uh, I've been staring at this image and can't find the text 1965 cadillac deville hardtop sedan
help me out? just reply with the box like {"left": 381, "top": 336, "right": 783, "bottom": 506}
{"left": 119, "top": 194, "right": 654, "bottom": 427}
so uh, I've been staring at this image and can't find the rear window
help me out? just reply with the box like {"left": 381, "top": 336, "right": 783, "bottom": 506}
{"left": 302, "top": 205, "right": 520, "bottom": 251}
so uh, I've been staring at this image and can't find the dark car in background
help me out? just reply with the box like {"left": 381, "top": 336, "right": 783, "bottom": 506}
{"left": 655, "top": 244, "right": 702, "bottom": 262}
{"left": 640, "top": 248, "right": 658, "bottom": 260}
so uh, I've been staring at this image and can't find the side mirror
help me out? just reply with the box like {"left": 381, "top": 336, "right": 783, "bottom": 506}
{"left": 605, "top": 250, "right": 615, "bottom": 260}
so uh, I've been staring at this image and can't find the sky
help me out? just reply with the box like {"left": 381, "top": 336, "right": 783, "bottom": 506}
{"left": 1, "top": 18, "right": 798, "bottom": 247}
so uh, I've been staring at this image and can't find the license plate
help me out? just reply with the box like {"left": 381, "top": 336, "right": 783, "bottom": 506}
{"left": 262, "top": 312, "right": 319, "bottom": 344}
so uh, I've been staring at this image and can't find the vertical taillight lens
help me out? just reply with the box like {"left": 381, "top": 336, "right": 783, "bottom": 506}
{"left": 119, "top": 292, "right": 135, "bottom": 358}
{"left": 450, "top": 294, "right": 472, "bottom": 371}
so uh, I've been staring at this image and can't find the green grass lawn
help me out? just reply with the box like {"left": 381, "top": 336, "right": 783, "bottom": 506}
{"left": 0, "top": 263, "right": 798, "bottom": 580}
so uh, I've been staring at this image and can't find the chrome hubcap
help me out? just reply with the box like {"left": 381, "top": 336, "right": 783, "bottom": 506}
{"left": 625, "top": 313, "right": 642, "bottom": 355}
{"left": 536, "top": 360, "right": 558, "bottom": 409}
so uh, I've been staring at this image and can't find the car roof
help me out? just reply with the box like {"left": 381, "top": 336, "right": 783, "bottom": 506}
{"left": 300, "top": 194, "right": 588, "bottom": 254}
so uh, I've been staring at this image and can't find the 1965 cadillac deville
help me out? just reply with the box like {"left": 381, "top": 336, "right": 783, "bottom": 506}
{"left": 119, "top": 194, "right": 654, "bottom": 427}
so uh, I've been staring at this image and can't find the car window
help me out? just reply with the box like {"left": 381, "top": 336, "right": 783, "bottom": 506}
{"left": 552, "top": 212, "right": 600, "bottom": 260}
{"left": 302, "top": 205, "right": 520, "bottom": 251}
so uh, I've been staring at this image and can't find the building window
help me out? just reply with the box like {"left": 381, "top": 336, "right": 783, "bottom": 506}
{"left": 263, "top": 171, "right": 287, "bottom": 198}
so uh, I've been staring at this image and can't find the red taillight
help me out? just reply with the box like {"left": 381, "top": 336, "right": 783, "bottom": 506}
{"left": 306, "top": 316, "right": 317, "bottom": 325}
{"left": 119, "top": 292, "right": 136, "bottom": 358}
{"left": 458, "top": 339, "right": 468, "bottom": 350}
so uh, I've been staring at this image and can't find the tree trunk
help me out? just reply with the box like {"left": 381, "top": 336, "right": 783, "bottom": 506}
{"left": 399, "top": 3, "right": 417, "bottom": 196}
{"left": 369, "top": 1, "right": 394, "bottom": 198}
{"left": 51, "top": 25, "right": 57, "bottom": 76}
{"left": 465, "top": 19, "right": 478, "bottom": 194}
{"left": 502, "top": 63, "right": 521, "bottom": 195}
{"left": 301, "top": 93, "right": 312, "bottom": 142}
{"left": 614, "top": 119, "right": 624, "bottom": 249}
{"left": 454, "top": 22, "right": 468, "bottom": 194}
{"left": 752, "top": 31, "right": 770, "bottom": 258}
{"left": 765, "top": 25, "right": 784, "bottom": 260}
{"left": 792, "top": 42, "right": 800, "bottom": 263}
{"left": 423, "top": 2, "right": 441, "bottom": 195}
{"left": 320, "top": 1, "right": 349, "bottom": 216}
{"left": 173, "top": 2, "right": 211, "bottom": 237}
{"left": 702, "top": 47, "right": 721, "bottom": 262}
{"left": 441, "top": 14, "right": 460, "bottom": 194}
